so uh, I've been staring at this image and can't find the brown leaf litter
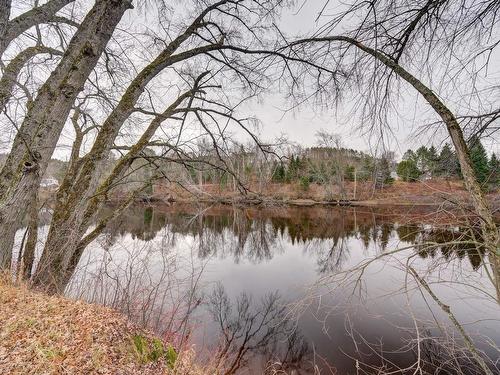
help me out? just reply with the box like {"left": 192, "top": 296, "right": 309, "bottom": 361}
{"left": 0, "top": 275, "right": 203, "bottom": 374}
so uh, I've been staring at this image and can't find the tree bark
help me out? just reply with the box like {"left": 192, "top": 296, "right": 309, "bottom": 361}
{"left": 0, "top": 0, "right": 11, "bottom": 48}
{"left": 0, "top": 0, "right": 74, "bottom": 57}
{"left": 0, "top": 0, "right": 132, "bottom": 270}
{"left": 0, "top": 46, "right": 62, "bottom": 113}
{"left": 32, "top": 80, "right": 202, "bottom": 293}
{"left": 21, "top": 189, "right": 39, "bottom": 280}
{"left": 0, "top": 162, "right": 40, "bottom": 268}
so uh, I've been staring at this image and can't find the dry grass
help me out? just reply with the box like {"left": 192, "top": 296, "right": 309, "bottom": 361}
{"left": 156, "top": 179, "right": 500, "bottom": 205}
{"left": 0, "top": 275, "right": 208, "bottom": 375}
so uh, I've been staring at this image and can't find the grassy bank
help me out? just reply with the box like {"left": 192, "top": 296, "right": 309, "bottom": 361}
{"left": 151, "top": 179, "right": 500, "bottom": 208}
{"left": 0, "top": 276, "right": 203, "bottom": 374}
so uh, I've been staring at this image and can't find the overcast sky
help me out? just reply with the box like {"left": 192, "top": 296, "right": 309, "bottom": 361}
{"left": 4, "top": 0, "right": 498, "bottom": 161}
{"left": 234, "top": 0, "right": 499, "bottom": 157}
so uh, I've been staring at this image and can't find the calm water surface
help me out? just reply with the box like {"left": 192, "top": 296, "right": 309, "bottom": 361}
{"left": 61, "top": 204, "right": 500, "bottom": 374}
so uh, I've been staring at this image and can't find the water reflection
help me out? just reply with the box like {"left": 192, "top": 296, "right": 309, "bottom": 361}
{"left": 207, "top": 285, "right": 312, "bottom": 374}
{"left": 99, "top": 204, "right": 488, "bottom": 271}
{"left": 66, "top": 203, "right": 499, "bottom": 374}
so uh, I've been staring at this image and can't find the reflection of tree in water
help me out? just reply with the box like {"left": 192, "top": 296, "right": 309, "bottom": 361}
{"left": 310, "top": 237, "right": 350, "bottom": 274}
{"left": 379, "top": 223, "right": 394, "bottom": 251}
{"left": 409, "top": 227, "right": 484, "bottom": 270}
{"left": 98, "top": 204, "right": 487, "bottom": 271}
{"left": 396, "top": 224, "right": 421, "bottom": 244}
{"left": 416, "top": 328, "right": 497, "bottom": 375}
{"left": 207, "top": 284, "right": 312, "bottom": 375}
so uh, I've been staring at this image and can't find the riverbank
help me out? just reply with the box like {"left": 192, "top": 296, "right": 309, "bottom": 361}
{"left": 0, "top": 276, "right": 203, "bottom": 374}
{"left": 150, "top": 179, "right": 500, "bottom": 209}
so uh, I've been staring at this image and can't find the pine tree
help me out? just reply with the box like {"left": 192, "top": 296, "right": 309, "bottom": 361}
{"left": 416, "top": 146, "right": 430, "bottom": 175}
{"left": 272, "top": 163, "right": 286, "bottom": 183}
{"left": 397, "top": 159, "right": 421, "bottom": 181}
{"left": 489, "top": 153, "right": 499, "bottom": 185}
{"left": 359, "top": 155, "right": 374, "bottom": 181}
{"left": 437, "top": 143, "right": 460, "bottom": 178}
{"left": 469, "top": 137, "right": 490, "bottom": 184}
{"left": 427, "top": 146, "right": 438, "bottom": 176}
{"left": 286, "top": 155, "right": 299, "bottom": 181}
{"left": 375, "top": 154, "right": 393, "bottom": 188}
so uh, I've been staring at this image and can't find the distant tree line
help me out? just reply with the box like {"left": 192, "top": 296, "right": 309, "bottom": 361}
{"left": 397, "top": 139, "right": 499, "bottom": 188}
{"left": 270, "top": 147, "right": 397, "bottom": 193}
{"left": 272, "top": 152, "right": 366, "bottom": 187}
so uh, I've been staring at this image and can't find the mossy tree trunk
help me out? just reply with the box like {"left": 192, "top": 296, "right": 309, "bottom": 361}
{"left": 0, "top": 0, "right": 131, "bottom": 270}
{"left": 31, "top": 2, "right": 232, "bottom": 293}
{"left": 32, "top": 76, "right": 207, "bottom": 293}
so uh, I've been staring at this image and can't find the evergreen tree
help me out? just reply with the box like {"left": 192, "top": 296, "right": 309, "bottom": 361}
{"left": 416, "top": 146, "right": 429, "bottom": 170}
{"left": 469, "top": 137, "right": 490, "bottom": 184}
{"left": 427, "top": 145, "right": 438, "bottom": 176}
{"left": 437, "top": 143, "right": 460, "bottom": 178}
{"left": 375, "top": 154, "right": 393, "bottom": 188}
{"left": 344, "top": 165, "right": 355, "bottom": 181}
{"left": 397, "top": 159, "right": 421, "bottom": 181}
{"left": 272, "top": 163, "right": 286, "bottom": 183}
{"left": 489, "top": 153, "right": 499, "bottom": 185}
{"left": 359, "top": 155, "right": 374, "bottom": 181}
{"left": 286, "top": 155, "right": 301, "bottom": 181}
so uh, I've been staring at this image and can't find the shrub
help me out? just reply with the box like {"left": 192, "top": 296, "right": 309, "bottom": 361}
{"left": 397, "top": 160, "right": 421, "bottom": 182}
{"left": 299, "top": 176, "right": 310, "bottom": 191}
{"left": 132, "top": 334, "right": 177, "bottom": 367}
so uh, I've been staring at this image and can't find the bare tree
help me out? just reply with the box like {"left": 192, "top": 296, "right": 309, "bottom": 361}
{"left": 278, "top": 0, "right": 500, "bottom": 257}
{"left": 0, "top": 0, "right": 76, "bottom": 58}
{"left": 315, "top": 129, "right": 348, "bottom": 199}
{"left": 28, "top": 0, "right": 316, "bottom": 292}
{"left": 0, "top": 0, "right": 132, "bottom": 268}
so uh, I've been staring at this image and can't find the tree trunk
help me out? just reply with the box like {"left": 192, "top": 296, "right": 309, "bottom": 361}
{"left": 32, "top": 9, "right": 228, "bottom": 288}
{"left": 35, "top": 5, "right": 225, "bottom": 250}
{"left": 0, "top": 0, "right": 132, "bottom": 270}
{"left": 31, "top": 217, "right": 85, "bottom": 293}
{"left": 355, "top": 41, "right": 500, "bottom": 256}
{"left": 0, "top": 162, "right": 40, "bottom": 268}
{"left": 22, "top": 191, "right": 39, "bottom": 280}
{"left": 32, "top": 84, "right": 200, "bottom": 292}
{"left": 33, "top": 181, "right": 149, "bottom": 294}
{"left": 0, "top": 0, "right": 11, "bottom": 49}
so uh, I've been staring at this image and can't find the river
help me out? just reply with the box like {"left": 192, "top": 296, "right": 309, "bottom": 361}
{"left": 55, "top": 203, "right": 499, "bottom": 374}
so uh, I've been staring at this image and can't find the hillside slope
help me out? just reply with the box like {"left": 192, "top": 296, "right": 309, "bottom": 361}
{"left": 0, "top": 277, "right": 200, "bottom": 374}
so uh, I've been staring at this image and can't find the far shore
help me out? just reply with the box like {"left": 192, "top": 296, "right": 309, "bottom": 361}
{"left": 145, "top": 179, "right": 499, "bottom": 209}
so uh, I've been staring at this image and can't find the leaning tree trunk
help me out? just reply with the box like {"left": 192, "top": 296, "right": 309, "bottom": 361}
{"left": 293, "top": 36, "right": 499, "bottom": 257}
{"left": 351, "top": 39, "right": 500, "bottom": 256}
{"left": 32, "top": 9, "right": 221, "bottom": 290}
{"left": 0, "top": 0, "right": 132, "bottom": 270}
{"left": 32, "top": 82, "right": 201, "bottom": 293}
